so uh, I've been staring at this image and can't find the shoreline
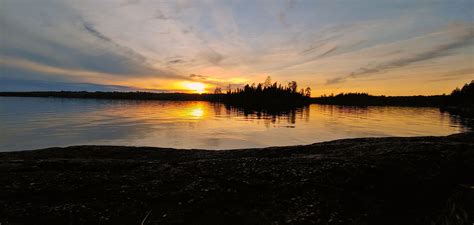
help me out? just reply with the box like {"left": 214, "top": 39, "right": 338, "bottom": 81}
{"left": 0, "top": 132, "right": 470, "bottom": 153}
{"left": 0, "top": 91, "right": 450, "bottom": 107}
{"left": 1, "top": 133, "right": 473, "bottom": 224}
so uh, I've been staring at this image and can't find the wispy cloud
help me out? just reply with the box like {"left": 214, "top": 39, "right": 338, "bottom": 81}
{"left": 277, "top": 0, "right": 296, "bottom": 26}
{"left": 0, "top": 77, "right": 137, "bottom": 92}
{"left": 82, "top": 22, "right": 112, "bottom": 42}
{"left": 327, "top": 25, "right": 474, "bottom": 84}
{"left": 427, "top": 68, "right": 474, "bottom": 82}
{"left": 154, "top": 8, "right": 169, "bottom": 20}
{"left": 199, "top": 48, "right": 224, "bottom": 65}
{"left": 189, "top": 74, "right": 208, "bottom": 79}
{"left": 0, "top": 56, "right": 185, "bottom": 88}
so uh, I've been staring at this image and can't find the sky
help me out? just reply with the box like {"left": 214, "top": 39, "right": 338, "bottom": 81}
{"left": 1, "top": 0, "right": 473, "bottom": 96}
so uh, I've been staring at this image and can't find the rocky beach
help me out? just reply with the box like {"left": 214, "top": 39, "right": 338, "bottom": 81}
{"left": 0, "top": 133, "right": 473, "bottom": 225}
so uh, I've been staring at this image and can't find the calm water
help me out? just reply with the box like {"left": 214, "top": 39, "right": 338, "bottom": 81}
{"left": 0, "top": 97, "right": 471, "bottom": 151}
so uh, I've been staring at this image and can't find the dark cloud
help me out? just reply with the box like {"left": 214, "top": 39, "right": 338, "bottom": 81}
{"left": 318, "top": 46, "right": 338, "bottom": 58}
{"left": 188, "top": 74, "right": 245, "bottom": 88}
{"left": 120, "top": 0, "right": 141, "bottom": 7}
{"left": 441, "top": 68, "right": 474, "bottom": 77}
{"left": 154, "top": 9, "right": 168, "bottom": 20}
{"left": 83, "top": 22, "right": 112, "bottom": 42}
{"left": 79, "top": 20, "right": 184, "bottom": 80}
{"left": 278, "top": 0, "right": 296, "bottom": 26}
{"left": 81, "top": 21, "right": 147, "bottom": 64}
{"left": 0, "top": 77, "right": 136, "bottom": 92}
{"left": 299, "top": 34, "right": 343, "bottom": 55}
{"left": 427, "top": 68, "right": 474, "bottom": 82}
{"left": 325, "top": 76, "right": 346, "bottom": 85}
{"left": 189, "top": 74, "right": 208, "bottom": 80}
{"left": 3, "top": 19, "right": 152, "bottom": 76}
{"left": 327, "top": 29, "right": 474, "bottom": 85}
{"left": 278, "top": 12, "right": 287, "bottom": 26}
{"left": 268, "top": 35, "right": 367, "bottom": 72}
{"left": 189, "top": 74, "right": 242, "bottom": 88}
{"left": 325, "top": 66, "right": 384, "bottom": 84}
{"left": 268, "top": 37, "right": 361, "bottom": 72}
{"left": 168, "top": 59, "right": 185, "bottom": 64}
{"left": 1, "top": 14, "right": 184, "bottom": 85}
{"left": 182, "top": 26, "right": 194, "bottom": 34}
{"left": 200, "top": 48, "right": 224, "bottom": 65}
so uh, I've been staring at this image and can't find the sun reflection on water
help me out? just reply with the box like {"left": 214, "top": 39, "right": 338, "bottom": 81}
{"left": 189, "top": 108, "right": 204, "bottom": 118}
{"left": 184, "top": 102, "right": 207, "bottom": 119}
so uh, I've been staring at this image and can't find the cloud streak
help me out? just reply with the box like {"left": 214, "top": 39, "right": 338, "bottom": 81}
{"left": 82, "top": 22, "right": 112, "bottom": 42}
{"left": 0, "top": 56, "right": 186, "bottom": 88}
{"left": 327, "top": 25, "right": 474, "bottom": 84}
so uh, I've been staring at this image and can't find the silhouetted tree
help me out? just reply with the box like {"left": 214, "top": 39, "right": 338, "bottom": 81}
{"left": 311, "top": 81, "right": 474, "bottom": 109}
{"left": 264, "top": 76, "right": 272, "bottom": 88}
{"left": 305, "top": 87, "right": 311, "bottom": 97}
{"left": 221, "top": 78, "right": 310, "bottom": 110}
{"left": 214, "top": 87, "right": 222, "bottom": 94}
{"left": 447, "top": 80, "right": 474, "bottom": 107}
{"left": 257, "top": 83, "right": 263, "bottom": 93}
{"left": 288, "top": 81, "right": 297, "bottom": 93}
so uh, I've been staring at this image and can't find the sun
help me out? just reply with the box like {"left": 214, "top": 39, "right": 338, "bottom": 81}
{"left": 183, "top": 82, "right": 206, "bottom": 94}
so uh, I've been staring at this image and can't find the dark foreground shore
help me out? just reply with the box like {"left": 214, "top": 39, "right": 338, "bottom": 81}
{"left": 1, "top": 134, "right": 473, "bottom": 225}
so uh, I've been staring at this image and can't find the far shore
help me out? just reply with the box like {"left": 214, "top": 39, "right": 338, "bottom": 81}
{"left": 0, "top": 91, "right": 451, "bottom": 107}
{"left": 1, "top": 133, "right": 473, "bottom": 225}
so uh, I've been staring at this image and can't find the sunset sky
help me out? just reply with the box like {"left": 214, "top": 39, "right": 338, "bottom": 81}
{"left": 1, "top": 0, "right": 473, "bottom": 96}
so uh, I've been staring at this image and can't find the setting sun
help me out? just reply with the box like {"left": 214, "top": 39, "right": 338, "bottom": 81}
{"left": 183, "top": 82, "right": 206, "bottom": 94}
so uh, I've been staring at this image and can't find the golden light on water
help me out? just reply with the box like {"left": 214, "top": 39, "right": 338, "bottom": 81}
{"left": 100, "top": 100, "right": 208, "bottom": 120}
{"left": 187, "top": 101, "right": 206, "bottom": 118}
{"left": 183, "top": 82, "right": 206, "bottom": 94}
{"left": 189, "top": 108, "right": 204, "bottom": 118}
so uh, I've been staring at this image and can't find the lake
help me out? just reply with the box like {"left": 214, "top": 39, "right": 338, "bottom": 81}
{"left": 0, "top": 97, "right": 471, "bottom": 151}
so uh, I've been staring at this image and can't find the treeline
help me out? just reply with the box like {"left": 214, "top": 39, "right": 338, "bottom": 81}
{"left": 447, "top": 81, "right": 474, "bottom": 107}
{"left": 218, "top": 77, "right": 311, "bottom": 109}
{"left": 1, "top": 80, "right": 472, "bottom": 114}
{"left": 312, "top": 93, "right": 446, "bottom": 107}
{"left": 311, "top": 80, "right": 474, "bottom": 117}
{"left": 440, "top": 81, "right": 474, "bottom": 116}
{"left": 0, "top": 91, "right": 221, "bottom": 101}
{"left": 0, "top": 76, "right": 311, "bottom": 109}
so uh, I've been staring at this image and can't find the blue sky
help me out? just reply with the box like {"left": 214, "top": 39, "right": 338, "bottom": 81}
{"left": 1, "top": 0, "right": 473, "bottom": 95}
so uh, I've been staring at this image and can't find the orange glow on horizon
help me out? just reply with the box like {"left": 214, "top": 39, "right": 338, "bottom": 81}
{"left": 182, "top": 82, "right": 207, "bottom": 94}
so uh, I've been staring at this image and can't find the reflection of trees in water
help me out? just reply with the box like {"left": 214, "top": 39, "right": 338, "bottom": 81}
{"left": 442, "top": 110, "right": 474, "bottom": 132}
{"left": 319, "top": 105, "right": 371, "bottom": 117}
{"left": 211, "top": 103, "right": 310, "bottom": 125}
{"left": 212, "top": 102, "right": 223, "bottom": 117}
{"left": 211, "top": 102, "right": 474, "bottom": 131}
{"left": 322, "top": 104, "right": 474, "bottom": 132}
{"left": 327, "top": 105, "right": 474, "bottom": 131}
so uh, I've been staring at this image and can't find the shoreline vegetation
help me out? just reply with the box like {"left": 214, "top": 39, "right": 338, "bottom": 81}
{"left": 1, "top": 80, "right": 472, "bottom": 113}
{"left": 1, "top": 80, "right": 472, "bottom": 132}
{"left": 0, "top": 133, "right": 473, "bottom": 224}
{"left": 311, "top": 81, "right": 474, "bottom": 116}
